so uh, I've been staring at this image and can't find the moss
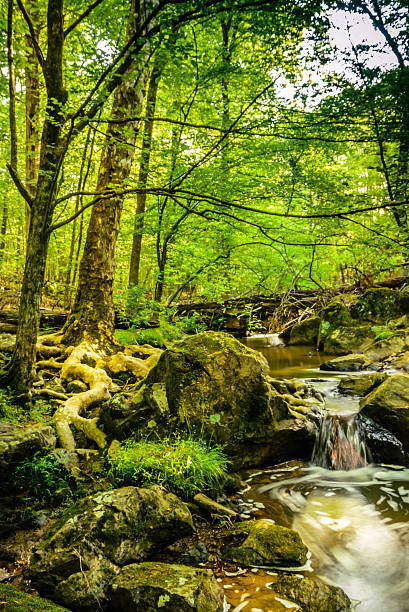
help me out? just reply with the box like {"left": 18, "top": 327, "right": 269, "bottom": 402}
{"left": 273, "top": 574, "right": 351, "bottom": 611}
{"left": 351, "top": 288, "right": 409, "bottom": 321}
{"left": 0, "top": 585, "right": 69, "bottom": 611}
{"left": 289, "top": 317, "right": 320, "bottom": 346}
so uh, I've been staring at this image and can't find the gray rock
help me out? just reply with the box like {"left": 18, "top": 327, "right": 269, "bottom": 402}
{"left": 320, "top": 353, "right": 372, "bottom": 372}
{"left": 360, "top": 374, "right": 409, "bottom": 452}
{"left": 109, "top": 562, "right": 224, "bottom": 612}
{"left": 0, "top": 422, "right": 56, "bottom": 478}
{"left": 29, "top": 485, "right": 194, "bottom": 598}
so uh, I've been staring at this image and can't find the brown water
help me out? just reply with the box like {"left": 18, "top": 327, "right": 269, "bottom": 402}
{"left": 220, "top": 334, "right": 409, "bottom": 612}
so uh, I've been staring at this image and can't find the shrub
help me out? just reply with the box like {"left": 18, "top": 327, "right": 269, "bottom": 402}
{"left": 10, "top": 451, "right": 72, "bottom": 502}
{"left": 107, "top": 437, "right": 229, "bottom": 499}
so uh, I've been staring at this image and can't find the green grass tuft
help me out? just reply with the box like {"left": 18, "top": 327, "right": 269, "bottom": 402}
{"left": 107, "top": 437, "right": 229, "bottom": 499}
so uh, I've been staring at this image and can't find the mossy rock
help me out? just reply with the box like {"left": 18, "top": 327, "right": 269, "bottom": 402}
{"left": 221, "top": 519, "right": 308, "bottom": 567}
{"left": 0, "top": 585, "right": 69, "bottom": 611}
{"left": 360, "top": 374, "right": 409, "bottom": 451}
{"left": 272, "top": 574, "right": 351, "bottom": 611}
{"left": 29, "top": 486, "right": 193, "bottom": 598}
{"left": 351, "top": 288, "right": 409, "bottom": 322}
{"left": 338, "top": 372, "right": 387, "bottom": 396}
{"left": 132, "top": 332, "right": 316, "bottom": 469}
{"left": 109, "top": 562, "right": 224, "bottom": 612}
{"left": 289, "top": 317, "right": 320, "bottom": 346}
{"left": 323, "top": 325, "right": 377, "bottom": 355}
{"left": 320, "top": 353, "right": 373, "bottom": 372}
{"left": 55, "top": 567, "right": 116, "bottom": 611}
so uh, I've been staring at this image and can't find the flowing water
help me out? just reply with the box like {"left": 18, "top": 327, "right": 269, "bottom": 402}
{"left": 220, "top": 335, "right": 409, "bottom": 612}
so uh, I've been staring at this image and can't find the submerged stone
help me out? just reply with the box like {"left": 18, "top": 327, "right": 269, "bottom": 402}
{"left": 221, "top": 519, "right": 308, "bottom": 567}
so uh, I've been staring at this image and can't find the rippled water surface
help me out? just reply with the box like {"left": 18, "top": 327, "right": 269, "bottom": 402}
{"left": 222, "top": 335, "right": 409, "bottom": 612}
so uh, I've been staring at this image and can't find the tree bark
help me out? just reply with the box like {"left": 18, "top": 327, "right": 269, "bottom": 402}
{"left": 128, "top": 55, "right": 162, "bottom": 289}
{"left": 63, "top": 0, "right": 153, "bottom": 348}
{"left": 2, "top": 0, "right": 66, "bottom": 395}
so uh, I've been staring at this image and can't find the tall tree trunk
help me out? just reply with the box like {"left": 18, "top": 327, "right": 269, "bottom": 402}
{"left": 3, "top": 0, "right": 66, "bottom": 396}
{"left": 128, "top": 55, "right": 162, "bottom": 290}
{"left": 25, "top": 0, "right": 41, "bottom": 242}
{"left": 63, "top": 0, "right": 152, "bottom": 348}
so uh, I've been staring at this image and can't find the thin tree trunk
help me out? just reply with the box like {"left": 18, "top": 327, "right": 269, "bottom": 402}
{"left": 128, "top": 56, "right": 162, "bottom": 289}
{"left": 24, "top": 0, "right": 41, "bottom": 243}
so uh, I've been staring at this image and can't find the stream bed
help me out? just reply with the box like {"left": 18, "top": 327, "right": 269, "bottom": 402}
{"left": 220, "top": 335, "right": 409, "bottom": 612}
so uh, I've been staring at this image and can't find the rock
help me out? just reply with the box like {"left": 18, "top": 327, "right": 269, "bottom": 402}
{"left": 320, "top": 353, "right": 373, "bottom": 372}
{"left": 108, "top": 562, "right": 224, "bottom": 612}
{"left": 338, "top": 372, "right": 387, "bottom": 396}
{"left": 272, "top": 574, "right": 351, "bottom": 611}
{"left": 0, "top": 422, "right": 56, "bottom": 478}
{"left": 360, "top": 374, "right": 409, "bottom": 452}
{"left": 358, "top": 414, "right": 405, "bottom": 464}
{"left": 222, "top": 472, "right": 245, "bottom": 494}
{"left": 322, "top": 325, "right": 377, "bottom": 355}
{"left": 29, "top": 485, "right": 194, "bottom": 597}
{"left": 289, "top": 316, "right": 320, "bottom": 345}
{"left": 390, "top": 351, "right": 409, "bottom": 371}
{"left": 132, "top": 332, "right": 317, "bottom": 470}
{"left": 0, "top": 584, "right": 69, "bottom": 611}
{"left": 54, "top": 567, "right": 116, "bottom": 612}
{"left": 66, "top": 379, "right": 88, "bottom": 393}
{"left": 0, "top": 333, "right": 16, "bottom": 352}
{"left": 350, "top": 288, "right": 409, "bottom": 322}
{"left": 221, "top": 519, "right": 308, "bottom": 567}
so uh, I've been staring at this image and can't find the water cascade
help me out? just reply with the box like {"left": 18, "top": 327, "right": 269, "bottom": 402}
{"left": 311, "top": 413, "right": 372, "bottom": 470}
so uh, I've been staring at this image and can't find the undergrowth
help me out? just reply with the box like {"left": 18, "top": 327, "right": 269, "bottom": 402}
{"left": 0, "top": 389, "right": 54, "bottom": 426}
{"left": 107, "top": 437, "right": 229, "bottom": 499}
{"left": 7, "top": 451, "right": 75, "bottom": 503}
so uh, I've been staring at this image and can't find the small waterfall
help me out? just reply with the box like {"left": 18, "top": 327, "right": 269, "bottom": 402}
{"left": 312, "top": 413, "right": 372, "bottom": 470}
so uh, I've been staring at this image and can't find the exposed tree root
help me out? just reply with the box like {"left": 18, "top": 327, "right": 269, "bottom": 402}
{"left": 54, "top": 344, "right": 112, "bottom": 451}
{"left": 44, "top": 340, "right": 162, "bottom": 451}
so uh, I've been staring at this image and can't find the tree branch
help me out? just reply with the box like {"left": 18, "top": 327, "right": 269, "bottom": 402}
{"left": 16, "top": 0, "right": 45, "bottom": 70}
{"left": 6, "top": 163, "right": 34, "bottom": 207}
{"left": 64, "top": 0, "right": 105, "bottom": 38}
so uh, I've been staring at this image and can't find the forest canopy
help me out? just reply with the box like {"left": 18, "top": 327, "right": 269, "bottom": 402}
{"left": 0, "top": 0, "right": 408, "bottom": 393}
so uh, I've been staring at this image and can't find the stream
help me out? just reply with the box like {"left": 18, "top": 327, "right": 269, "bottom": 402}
{"left": 220, "top": 334, "right": 409, "bottom": 612}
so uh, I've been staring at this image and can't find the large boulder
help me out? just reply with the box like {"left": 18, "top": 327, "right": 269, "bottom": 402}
{"left": 109, "top": 562, "right": 223, "bottom": 612}
{"left": 0, "top": 421, "right": 56, "bottom": 478}
{"left": 221, "top": 519, "right": 308, "bottom": 567}
{"left": 272, "top": 574, "right": 351, "bottom": 612}
{"left": 29, "top": 485, "right": 194, "bottom": 597}
{"left": 359, "top": 374, "right": 409, "bottom": 452}
{"left": 54, "top": 562, "right": 224, "bottom": 612}
{"left": 131, "top": 332, "right": 318, "bottom": 469}
{"left": 350, "top": 288, "right": 409, "bottom": 322}
{"left": 322, "top": 325, "right": 377, "bottom": 355}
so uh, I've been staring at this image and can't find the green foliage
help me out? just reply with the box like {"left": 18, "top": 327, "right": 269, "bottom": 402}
{"left": 174, "top": 312, "right": 208, "bottom": 335}
{"left": 9, "top": 451, "right": 72, "bottom": 502}
{"left": 0, "top": 389, "right": 54, "bottom": 426}
{"left": 107, "top": 437, "right": 229, "bottom": 499}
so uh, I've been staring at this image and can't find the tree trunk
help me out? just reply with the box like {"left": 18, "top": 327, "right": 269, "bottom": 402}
{"left": 128, "top": 56, "right": 162, "bottom": 289}
{"left": 25, "top": 0, "right": 41, "bottom": 241}
{"left": 2, "top": 0, "right": 66, "bottom": 396}
{"left": 63, "top": 0, "right": 152, "bottom": 348}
